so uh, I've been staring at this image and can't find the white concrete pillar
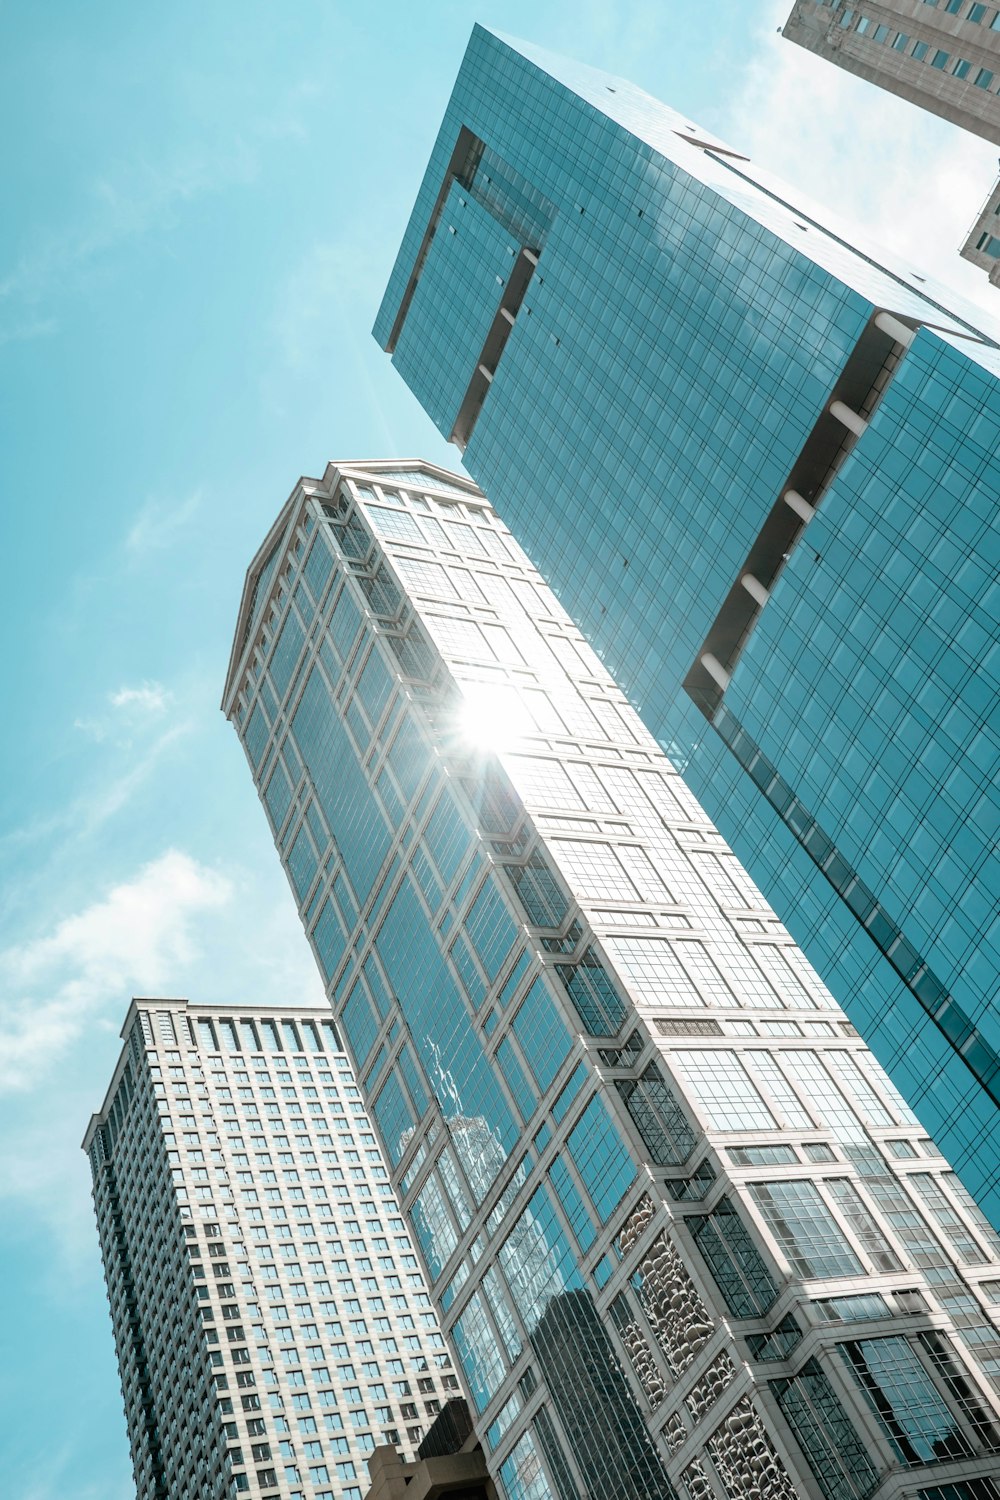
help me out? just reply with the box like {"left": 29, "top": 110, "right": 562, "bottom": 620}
{"left": 874, "top": 311, "right": 916, "bottom": 347}
{"left": 701, "top": 653, "right": 731, "bottom": 691}
{"left": 783, "top": 489, "right": 815, "bottom": 523}
{"left": 740, "top": 574, "right": 770, "bottom": 608}
{"left": 830, "top": 400, "right": 868, "bottom": 438}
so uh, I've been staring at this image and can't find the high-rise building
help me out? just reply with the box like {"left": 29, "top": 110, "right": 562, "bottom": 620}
{"left": 83, "top": 997, "right": 457, "bottom": 1500}
{"left": 783, "top": 1, "right": 1000, "bottom": 143}
{"left": 962, "top": 176, "right": 1000, "bottom": 283}
{"left": 373, "top": 28, "right": 1000, "bottom": 1227}
{"left": 782, "top": 2, "right": 1000, "bottom": 282}
{"left": 224, "top": 457, "right": 1000, "bottom": 1500}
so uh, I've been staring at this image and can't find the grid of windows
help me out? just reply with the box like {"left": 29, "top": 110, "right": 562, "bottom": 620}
{"left": 224, "top": 459, "right": 1000, "bottom": 1500}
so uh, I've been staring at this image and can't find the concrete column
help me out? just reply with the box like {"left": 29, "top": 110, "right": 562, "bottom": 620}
{"left": 740, "top": 574, "right": 770, "bottom": 607}
{"left": 701, "top": 653, "right": 731, "bottom": 691}
{"left": 783, "top": 489, "right": 815, "bottom": 523}
{"left": 874, "top": 311, "right": 915, "bottom": 347}
{"left": 830, "top": 400, "right": 867, "bottom": 438}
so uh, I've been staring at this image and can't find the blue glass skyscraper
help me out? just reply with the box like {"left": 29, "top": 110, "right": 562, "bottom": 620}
{"left": 225, "top": 458, "right": 1000, "bottom": 1500}
{"left": 374, "top": 27, "right": 1000, "bottom": 1228}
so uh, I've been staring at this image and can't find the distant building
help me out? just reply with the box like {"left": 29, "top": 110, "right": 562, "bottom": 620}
{"left": 962, "top": 172, "right": 1000, "bottom": 281}
{"left": 83, "top": 997, "right": 456, "bottom": 1500}
{"left": 363, "top": 1399, "right": 496, "bottom": 1500}
{"left": 784, "top": 0, "right": 1000, "bottom": 143}
{"left": 784, "top": 0, "right": 1000, "bottom": 280}
{"left": 225, "top": 456, "right": 1000, "bottom": 1500}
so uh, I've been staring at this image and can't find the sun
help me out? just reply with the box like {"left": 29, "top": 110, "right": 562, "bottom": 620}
{"left": 454, "top": 681, "right": 534, "bottom": 754}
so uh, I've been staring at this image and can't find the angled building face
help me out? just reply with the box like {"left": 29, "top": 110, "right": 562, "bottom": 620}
{"left": 783, "top": 0, "right": 1000, "bottom": 145}
{"left": 373, "top": 27, "right": 1000, "bottom": 1227}
{"left": 961, "top": 172, "right": 1000, "bottom": 281}
{"left": 224, "top": 459, "right": 1000, "bottom": 1500}
{"left": 83, "top": 998, "right": 456, "bottom": 1500}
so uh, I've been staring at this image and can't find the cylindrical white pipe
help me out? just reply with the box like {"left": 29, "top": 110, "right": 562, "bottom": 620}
{"left": 740, "top": 573, "right": 770, "bottom": 608}
{"left": 874, "top": 311, "right": 915, "bottom": 347}
{"left": 783, "top": 489, "right": 815, "bottom": 523}
{"left": 477, "top": 364, "right": 494, "bottom": 383}
{"left": 701, "top": 653, "right": 731, "bottom": 691}
{"left": 500, "top": 307, "right": 516, "bottom": 325}
{"left": 830, "top": 400, "right": 868, "bottom": 438}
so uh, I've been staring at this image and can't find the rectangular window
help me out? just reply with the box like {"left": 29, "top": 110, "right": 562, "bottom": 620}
{"left": 689, "top": 1197, "right": 778, "bottom": 1318}
{"left": 676, "top": 1051, "right": 777, "bottom": 1132}
{"left": 771, "top": 1360, "right": 879, "bottom": 1499}
{"left": 749, "top": 1181, "right": 863, "bottom": 1279}
{"left": 931, "top": 49, "right": 950, "bottom": 68}
{"left": 839, "top": 1336, "right": 972, "bottom": 1464}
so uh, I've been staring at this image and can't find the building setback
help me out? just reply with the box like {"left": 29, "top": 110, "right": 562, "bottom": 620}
{"left": 373, "top": 27, "right": 1000, "bottom": 1226}
{"left": 83, "top": 997, "right": 457, "bottom": 1500}
{"left": 224, "top": 458, "right": 1000, "bottom": 1500}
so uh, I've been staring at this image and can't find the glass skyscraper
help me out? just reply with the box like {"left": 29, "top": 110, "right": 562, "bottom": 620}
{"left": 83, "top": 997, "right": 456, "bottom": 1500}
{"left": 224, "top": 458, "right": 1000, "bottom": 1500}
{"left": 373, "top": 28, "right": 1000, "bottom": 1228}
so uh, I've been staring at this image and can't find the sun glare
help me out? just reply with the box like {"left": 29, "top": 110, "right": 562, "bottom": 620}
{"left": 455, "top": 682, "right": 534, "bottom": 753}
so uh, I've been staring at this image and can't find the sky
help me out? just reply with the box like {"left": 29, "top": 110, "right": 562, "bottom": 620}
{"left": 2, "top": 2, "right": 998, "bottom": 1496}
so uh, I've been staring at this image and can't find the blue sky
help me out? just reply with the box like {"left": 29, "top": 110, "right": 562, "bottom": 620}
{"left": 2, "top": 2, "right": 997, "bottom": 1496}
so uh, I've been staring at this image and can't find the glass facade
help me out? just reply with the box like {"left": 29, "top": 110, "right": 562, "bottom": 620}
{"left": 225, "top": 459, "right": 1000, "bottom": 1500}
{"left": 373, "top": 26, "right": 1000, "bottom": 1229}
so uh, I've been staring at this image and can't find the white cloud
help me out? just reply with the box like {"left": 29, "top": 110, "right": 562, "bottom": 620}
{"left": 0, "top": 850, "right": 231, "bottom": 1095}
{"left": 109, "top": 680, "right": 171, "bottom": 716}
{"left": 125, "top": 486, "right": 202, "bottom": 558}
{"left": 724, "top": 3, "right": 1000, "bottom": 318}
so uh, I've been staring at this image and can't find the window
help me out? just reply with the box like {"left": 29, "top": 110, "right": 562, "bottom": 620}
{"left": 931, "top": 49, "right": 950, "bottom": 68}
{"left": 689, "top": 1197, "right": 779, "bottom": 1318}
{"left": 912, "top": 40, "right": 930, "bottom": 58}
{"left": 953, "top": 58, "right": 972, "bottom": 77}
{"left": 771, "top": 1361, "right": 878, "bottom": 1498}
{"left": 975, "top": 67, "right": 995, "bottom": 87}
{"left": 749, "top": 1181, "right": 863, "bottom": 1279}
{"left": 840, "top": 1336, "right": 972, "bottom": 1464}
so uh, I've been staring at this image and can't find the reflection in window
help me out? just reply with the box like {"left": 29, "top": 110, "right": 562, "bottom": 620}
{"left": 771, "top": 1359, "right": 878, "bottom": 1500}
{"left": 840, "top": 1336, "right": 972, "bottom": 1465}
{"left": 689, "top": 1197, "right": 778, "bottom": 1318}
{"left": 749, "top": 1181, "right": 863, "bottom": 1279}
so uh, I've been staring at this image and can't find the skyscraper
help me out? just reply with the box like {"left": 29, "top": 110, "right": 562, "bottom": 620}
{"left": 83, "top": 997, "right": 457, "bottom": 1500}
{"left": 224, "top": 457, "right": 1000, "bottom": 1500}
{"left": 783, "top": 1, "right": 1000, "bottom": 143}
{"left": 373, "top": 27, "right": 1000, "bottom": 1227}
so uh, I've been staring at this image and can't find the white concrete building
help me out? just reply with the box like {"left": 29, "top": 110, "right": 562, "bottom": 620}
{"left": 83, "top": 998, "right": 458, "bottom": 1500}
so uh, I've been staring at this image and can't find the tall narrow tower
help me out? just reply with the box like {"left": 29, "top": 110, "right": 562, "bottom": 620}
{"left": 84, "top": 997, "right": 455, "bottom": 1500}
{"left": 223, "top": 458, "right": 1000, "bottom": 1500}
{"left": 373, "top": 27, "right": 1000, "bottom": 1226}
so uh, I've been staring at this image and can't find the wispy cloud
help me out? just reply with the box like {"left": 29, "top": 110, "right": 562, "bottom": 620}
{"left": 125, "top": 486, "right": 202, "bottom": 559}
{"left": 109, "top": 680, "right": 171, "bottom": 715}
{"left": 75, "top": 679, "right": 174, "bottom": 742}
{"left": 0, "top": 76, "right": 317, "bottom": 329}
{"left": 0, "top": 850, "right": 231, "bottom": 1096}
{"left": 0, "top": 316, "right": 58, "bottom": 348}
{"left": 724, "top": 0, "right": 1000, "bottom": 315}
